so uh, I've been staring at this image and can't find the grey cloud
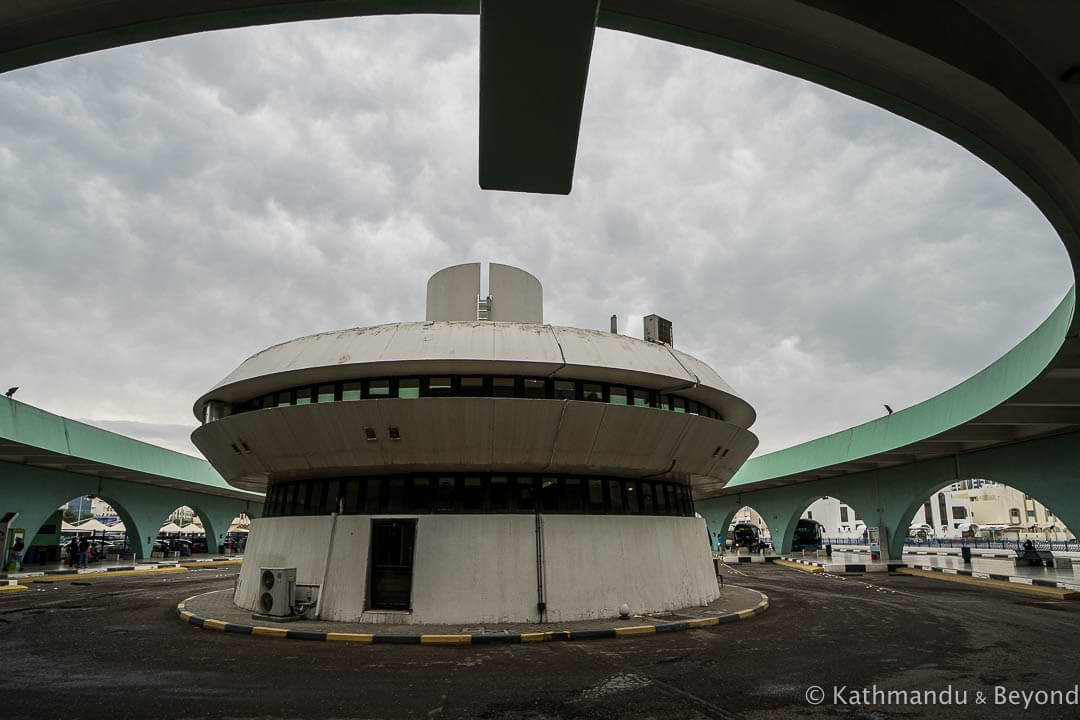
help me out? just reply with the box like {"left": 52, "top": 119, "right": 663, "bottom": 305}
{"left": 1, "top": 15, "right": 1072, "bottom": 460}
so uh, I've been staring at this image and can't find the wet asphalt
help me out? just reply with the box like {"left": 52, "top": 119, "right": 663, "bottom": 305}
{"left": 1, "top": 562, "right": 1078, "bottom": 719}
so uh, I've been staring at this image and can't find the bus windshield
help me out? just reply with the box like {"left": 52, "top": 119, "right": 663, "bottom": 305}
{"left": 792, "top": 519, "right": 823, "bottom": 549}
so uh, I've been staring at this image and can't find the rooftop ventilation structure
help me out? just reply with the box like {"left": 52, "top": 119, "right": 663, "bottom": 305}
{"left": 426, "top": 262, "right": 542, "bottom": 323}
{"left": 643, "top": 314, "right": 673, "bottom": 346}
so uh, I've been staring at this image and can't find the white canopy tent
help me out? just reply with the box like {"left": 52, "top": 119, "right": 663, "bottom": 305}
{"left": 62, "top": 518, "right": 124, "bottom": 534}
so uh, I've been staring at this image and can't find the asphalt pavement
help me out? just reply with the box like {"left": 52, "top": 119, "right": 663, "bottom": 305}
{"left": 2, "top": 562, "right": 1078, "bottom": 719}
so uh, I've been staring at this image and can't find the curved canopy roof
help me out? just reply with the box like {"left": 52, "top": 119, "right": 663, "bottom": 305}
{"left": 5, "top": 2, "right": 1080, "bottom": 497}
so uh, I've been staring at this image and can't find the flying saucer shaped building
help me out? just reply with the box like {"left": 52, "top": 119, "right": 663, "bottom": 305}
{"left": 193, "top": 263, "right": 758, "bottom": 623}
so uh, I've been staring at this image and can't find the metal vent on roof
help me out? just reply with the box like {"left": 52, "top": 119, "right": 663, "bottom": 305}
{"left": 643, "top": 314, "right": 673, "bottom": 346}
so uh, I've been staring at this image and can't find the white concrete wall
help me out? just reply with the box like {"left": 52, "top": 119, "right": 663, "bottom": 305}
{"left": 193, "top": 398, "right": 758, "bottom": 492}
{"left": 488, "top": 263, "right": 542, "bottom": 323}
{"left": 426, "top": 263, "right": 480, "bottom": 322}
{"left": 235, "top": 515, "right": 333, "bottom": 610}
{"left": 234, "top": 514, "right": 718, "bottom": 624}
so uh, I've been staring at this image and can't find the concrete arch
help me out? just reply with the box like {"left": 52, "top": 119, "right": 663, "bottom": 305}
{"left": 12, "top": 475, "right": 131, "bottom": 557}
{"left": 163, "top": 503, "right": 235, "bottom": 554}
{"left": 717, "top": 505, "right": 775, "bottom": 552}
{"left": 2, "top": 462, "right": 263, "bottom": 560}
{"left": 893, "top": 453, "right": 1078, "bottom": 549}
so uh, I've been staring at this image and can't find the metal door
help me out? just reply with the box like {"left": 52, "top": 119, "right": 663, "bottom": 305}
{"left": 369, "top": 519, "right": 416, "bottom": 610}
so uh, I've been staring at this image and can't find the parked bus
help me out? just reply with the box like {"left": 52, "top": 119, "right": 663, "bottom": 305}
{"left": 730, "top": 522, "right": 768, "bottom": 552}
{"left": 791, "top": 519, "right": 824, "bottom": 551}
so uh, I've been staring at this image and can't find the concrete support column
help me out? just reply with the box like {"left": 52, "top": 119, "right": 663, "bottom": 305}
{"left": 196, "top": 509, "right": 232, "bottom": 554}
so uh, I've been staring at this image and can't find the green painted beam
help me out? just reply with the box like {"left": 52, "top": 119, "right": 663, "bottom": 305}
{"left": 2, "top": 462, "right": 261, "bottom": 559}
{"left": 478, "top": 0, "right": 599, "bottom": 194}
{"left": 727, "top": 287, "right": 1075, "bottom": 489}
{"left": 1, "top": 395, "right": 258, "bottom": 500}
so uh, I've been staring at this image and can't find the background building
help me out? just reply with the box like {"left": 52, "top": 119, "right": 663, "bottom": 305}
{"left": 794, "top": 482, "right": 1074, "bottom": 542}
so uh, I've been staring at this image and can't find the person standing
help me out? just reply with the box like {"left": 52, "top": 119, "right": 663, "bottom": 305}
{"left": 11, "top": 537, "right": 24, "bottom": 571}
{"left": 68, "top": 537, "right": 79, "bottom": 568}
{"left": 78, "top": 537, "right": 89, "bottom": 568}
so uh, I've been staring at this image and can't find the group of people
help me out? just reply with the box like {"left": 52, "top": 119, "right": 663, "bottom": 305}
{"left": 67, "top": 536, "right": 91, "bottom": 568}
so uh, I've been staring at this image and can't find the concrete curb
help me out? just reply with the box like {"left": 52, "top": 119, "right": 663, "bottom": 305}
{"left": 779, "top": 557, "right": 905, "bottom": 573}
{"left": 773, "top": 558, "right": 824, "bottom": 574}
{"left": 0, "top": 583, "right": 28, "bottom": 593}
{"left": 18, "top": 566, "right": 188, "bottom": 584}
{"left": 175, "top": 590, "right": 770, "bottom": 645}
{"left": 900, "top": 563, "right": 1080, "bottom": 594}
{"left": 178, "top": 559, "right": 242, "bottom": 568}
{"left": 905, "top": 550, "right": 1016, "bottom": 559}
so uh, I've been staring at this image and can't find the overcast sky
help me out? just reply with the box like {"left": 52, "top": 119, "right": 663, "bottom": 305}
{"left": 1, "top": 14, "right": 1073, "bottom": 461}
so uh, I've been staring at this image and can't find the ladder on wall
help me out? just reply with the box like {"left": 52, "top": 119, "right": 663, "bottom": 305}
{"left": 477, "top": 295, "right": 492, "bottom": 320}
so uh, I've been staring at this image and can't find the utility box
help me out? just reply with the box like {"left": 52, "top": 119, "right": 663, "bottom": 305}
{"left": 643, "top": 314, "right": 673, "bottom": 346}
{"left": 259, "top": 567, "right": 296, "bottom": 616}
{"left": 866, "top": 527, "right": 889, "bottom": 562}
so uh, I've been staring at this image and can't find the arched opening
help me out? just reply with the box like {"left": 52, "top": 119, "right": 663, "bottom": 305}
{"left": 904, "top": 479, "right": 1076, "bottom": 551}
{"left": 13, "top": 494, "right": 131, "bottom": 570}
{"left": 155, "top": 505, "right": 210, "bottom": 558}
{"left": 723, "top": 506, "right": 773, "bottom": 554}
{"left": 223, "top": 512, "right": 251, "bottom": 554}
{"left": 801, "top": 496, "right": 868, "bottom": 546}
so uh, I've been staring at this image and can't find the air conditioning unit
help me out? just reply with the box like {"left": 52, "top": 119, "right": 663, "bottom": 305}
{"left": 259, "top": 567, "right": 296, "bottom": 617}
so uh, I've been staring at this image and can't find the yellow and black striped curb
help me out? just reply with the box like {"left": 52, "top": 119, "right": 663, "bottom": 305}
{"left": 773, "top": 558, "right": 824, "bottom": 574}
{"left": 897, "top": 567, "right": 1080, "bottom": 599}
{"left": 17, "top": 566, "right": 189, "bottom": 584}
{"left": 176, "top": 590, "right": 769, "bottom": 645}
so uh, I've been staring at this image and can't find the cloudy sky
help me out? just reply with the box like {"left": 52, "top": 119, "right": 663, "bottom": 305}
{"left": 1, "top": 14, "right": 1073, "bottom": 460}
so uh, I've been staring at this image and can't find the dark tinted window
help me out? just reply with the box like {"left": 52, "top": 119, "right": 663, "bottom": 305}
{"left": 460, "top": 376, "right": 486, "bottom": 396}
{"left": 541, "top": 477, "right": 560, "bottom": 512}
{"left": 608, "top": 479, "right": 624, "bottom": 513}
{"left": 365, "top": 477, "right": 383, "bottom": 513}
{"left": 410, "top": 476, "right": 431, "bottom": 513}
{"left": 582, "top": 383, "right": 603, "bottom": 401}
{"left": 436, "top": 477, "right": 456, "bottom": 512}
{"left": 564, "top": 478, "right": 583, "bottom": 512}
{"left": 553, "top": 380, "right": 575, "bottom": 400}
{"left": 588, "top": 479, "right": 604, "bottom": 512}
{"left": 488, "top": 476, "right": 509, "bottom": 511}
{"left": 387, "top": 477, "right": 406, "bottom": 512}
{"left": 427, "top": 377, "right": 453, "bottom": 396}
{"left": 514, "top": 477, "right": 535, "bottom": 512}
{"left": 463, "top": 476, "right": 483, "bottom": 512}
{"left": 625, "top": 482, "right": 640, "bottom": 514}
{"left": 523, "top": 378, "right": 546, "bottom": 398}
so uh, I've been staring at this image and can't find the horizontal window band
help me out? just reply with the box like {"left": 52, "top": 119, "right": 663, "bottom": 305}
{"left": 202, "top": 375, "right": 724, "bottom": 424}
{"left": 263, "top": 473, "right": 697, "bottom": 519}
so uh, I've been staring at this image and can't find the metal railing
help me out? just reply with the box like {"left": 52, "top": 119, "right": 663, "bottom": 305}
{"left": 822, "top": 537, "right": 1077, "bottom": 552}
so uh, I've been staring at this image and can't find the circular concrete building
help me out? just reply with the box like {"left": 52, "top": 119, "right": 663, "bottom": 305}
{"left": 193, "top": 263, "right": 758, "bottom": 623}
